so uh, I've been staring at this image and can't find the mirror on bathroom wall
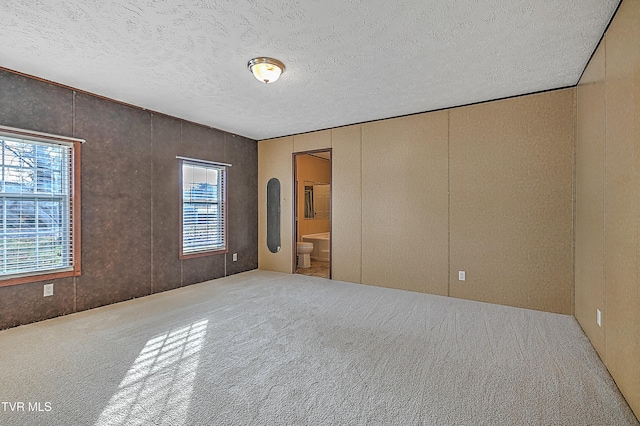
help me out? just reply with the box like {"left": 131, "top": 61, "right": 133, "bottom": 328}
{"left": 266, "top": 178, "right": 281, "bottom": 253}
{"left": 303, "top": 181, "right": 330, "bottom": 219}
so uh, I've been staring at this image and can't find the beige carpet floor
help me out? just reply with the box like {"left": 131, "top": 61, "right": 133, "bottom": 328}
{"left": 0, "top": 270, "right": 637, "bottom": 425}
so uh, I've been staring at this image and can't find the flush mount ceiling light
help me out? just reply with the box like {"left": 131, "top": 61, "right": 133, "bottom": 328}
{"left": 247, "top": 57, "right": 285, "bottom": 84}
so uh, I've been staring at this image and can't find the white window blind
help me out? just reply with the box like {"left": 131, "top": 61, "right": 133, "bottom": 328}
{"left": 1, "top": 134, "right": 75, "bottom": 278}
{"left": 181, "top": 160, "right": 227, "bottom": 255}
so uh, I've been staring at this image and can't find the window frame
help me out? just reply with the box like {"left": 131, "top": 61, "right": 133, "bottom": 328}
{"left": 179, "top": 157, "right": 229, "bottom": 259}
{"left": 0, "top": 125, "right": 82, "bottom": 287}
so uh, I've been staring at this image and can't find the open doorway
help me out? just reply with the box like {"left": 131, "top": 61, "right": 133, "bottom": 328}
{"left": 293, "top": 149, "right": 331, "bottom": 279}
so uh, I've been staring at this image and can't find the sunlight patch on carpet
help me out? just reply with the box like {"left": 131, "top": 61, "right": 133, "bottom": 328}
{"left": 95, "top": 319, "right": 208, "bottom": 426}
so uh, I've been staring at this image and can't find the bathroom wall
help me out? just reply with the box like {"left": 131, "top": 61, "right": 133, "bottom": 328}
{"left": 575, "top": 0, "right": 639, "bottom": 417}
{"left": 296, "top": 154, "right": 331, "bottom": 240}
{"left": 257, "top": 130, "right": 332, "bottom": 273}
{"left": 331, "top": 125, "right": 362, "bottom": 284}
{"left": 258, "top": 136, "right": 293, "bottom": 273}
{"left": 259, "top": 88, "right": 575, "bottom": 315}
{"left": 0, "top": 69, "right": 258, "bottom": 330}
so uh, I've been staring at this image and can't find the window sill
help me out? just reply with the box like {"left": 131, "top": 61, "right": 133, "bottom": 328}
{"left": 179, "top": 248, "right": 228, "bottom": 260}
{"left": 0, "top": 269, "right": 81, "bottom": 288}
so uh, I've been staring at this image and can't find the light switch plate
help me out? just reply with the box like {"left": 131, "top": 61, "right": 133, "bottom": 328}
{"left": 597, "top": 309, "right": 602, "bottom": 327}
{"left": 232, "top": 253, "right": 238, "bottom": 262}
{"left": 458, "top": 271, "right": 466, "bottom": 281}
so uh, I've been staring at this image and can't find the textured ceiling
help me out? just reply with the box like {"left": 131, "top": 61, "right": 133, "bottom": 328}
{"left": 0, "top": 0, "right": 620, "bottom": 140}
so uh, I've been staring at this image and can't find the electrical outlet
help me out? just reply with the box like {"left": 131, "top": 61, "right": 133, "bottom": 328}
{"left": 458, "top": 271, "right": 466, "bottom": 281}
{"left": 597, "top": 309, "right": 602, "bottom": 327}
{"left": 232, "top": 253, "right": 238, "bottom": 262}
{"left": 43, "top": 283, "right": 54, "bottom": 297}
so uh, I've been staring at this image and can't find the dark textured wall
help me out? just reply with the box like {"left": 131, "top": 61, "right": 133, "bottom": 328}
{"left": 0, "top": 69, "right": 258, "bottom": 329}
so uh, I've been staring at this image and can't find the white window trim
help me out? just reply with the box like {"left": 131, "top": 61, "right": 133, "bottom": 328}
{"left": 0, "top": 126, "right": 82, "bottom": 285}
{"left": 179, "top": 158, "right": 230, "bottom": 258}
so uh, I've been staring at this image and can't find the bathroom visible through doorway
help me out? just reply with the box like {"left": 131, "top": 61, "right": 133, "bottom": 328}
{"left": 293, "top": 150, "right": 331, "bottom": 279}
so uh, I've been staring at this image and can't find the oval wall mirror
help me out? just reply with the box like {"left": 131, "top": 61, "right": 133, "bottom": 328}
{"left": 266, "top": 178, "right": 281, "bottom": 253}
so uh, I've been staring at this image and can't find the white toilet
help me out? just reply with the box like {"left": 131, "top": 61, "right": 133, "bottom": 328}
{"left": 297, "top": 242, "right": 314, "bottom": 269}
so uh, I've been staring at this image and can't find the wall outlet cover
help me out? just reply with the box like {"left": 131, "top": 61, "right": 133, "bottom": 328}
{"left": 597, "top": 309, "right": 602, "bottom": 327}
{"left": 43, "top": 283, "right": 54, "bottom": 297}
{"left": 458, "top": 271, "right": 466, "bottom": 281}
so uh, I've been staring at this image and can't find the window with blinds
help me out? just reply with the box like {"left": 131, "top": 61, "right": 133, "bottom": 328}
{"left": 0, "top": 129, "right": 81, "bottom": 283}
{"left": 180, "top": 159, "right": 228, "bottom": 257}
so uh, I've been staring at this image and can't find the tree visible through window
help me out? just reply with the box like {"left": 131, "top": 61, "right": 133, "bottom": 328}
{"left": 181, "top": 160, "right": 227, "bottom": 257}
{"left": 0, "top": 129, "right": 80, "bottom": 283}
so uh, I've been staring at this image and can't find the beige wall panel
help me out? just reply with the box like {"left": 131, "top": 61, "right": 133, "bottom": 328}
{"left": 361, "top": 112, "right": 449, "bottom": 295}
{"left": 575, "top": 42, "right": 607, "bottom": 359}
{"left": 258, "top": 136, "right": 294, "bottom": 273}
{"left": 294, "top": 129, "right": 331, "bottom": 153}
{"left": 331, "top": 125, "right": 362, "bottom": 284}
{"left": 450, "top": 89, "right": 574, "bottom": 314}
{"left": 604, "top": 0, "right": 640, "bottom": 416}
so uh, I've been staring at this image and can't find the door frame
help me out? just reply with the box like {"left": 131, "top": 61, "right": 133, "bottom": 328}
{"left": 292, "top": 149, "right": 332, "bottom": 278}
